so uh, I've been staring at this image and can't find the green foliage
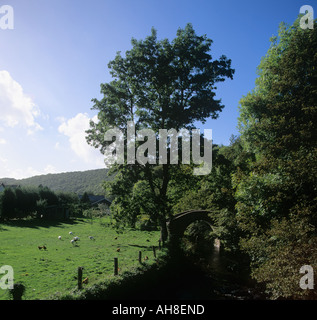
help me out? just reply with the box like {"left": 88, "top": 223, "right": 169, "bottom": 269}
{"left": 38, "top": 185, "right": 59, "bottom": 206}
{"left": 0, "top": 186, "right": 81, "bottom": 220}
{"left": 80, "top": 192, "right": 90, "bottom": 204}
{"left": 36, "top": 199, "right": 48, "bottom": 217}
{"left": 83, "top": 204, "right": 110, "bottom": 219}
{"left": 170, "top": 19, "right": 317, "bottom": 298}
{"left": 171, "top": 141, "right": 250, "bottom": 252}
{"left": 0, "top": 188, "right": 16, "bottom": 219}
{"left": 245, "top": 216, "right": 317, "bottom": 299}
{"left": 0, "top": 169, "right": 111, "bottom": 195}
{"left": 79, "top": 192, "right": 91, "bottom": 212}
{"left": 235, "top": 18, "right": 317, "bottom": 298}
{"left": 86, "top": 23, "right": 234, "bottom": 238}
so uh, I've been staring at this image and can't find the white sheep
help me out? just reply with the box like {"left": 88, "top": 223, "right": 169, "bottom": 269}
{"left": 69, "top": 232, "right": 73, "bottom": 235}
{"left": 70, "top": 239, "right": 75, "bottom": 244}
{"left": 58, "top": 236, "right": 62, "bottom": 240}
{"left": 73, "top": 236, "right": 80, "bottom": 241}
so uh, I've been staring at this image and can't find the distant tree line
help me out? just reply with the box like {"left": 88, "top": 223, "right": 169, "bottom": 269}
{"left": 0, "top": 168, "right": 113, "bottom": 196}
{"left": 0, "top": 186, "right": 92, "bottom": 220}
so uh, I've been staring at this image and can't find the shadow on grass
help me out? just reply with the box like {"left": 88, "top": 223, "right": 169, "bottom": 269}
{"left": 0, "top": 225, "right": 8, "bottom": 231}
{"left": 0, "top": 218, "right": 81, "bottom": 230}
{"left": 59, "top": 253, "right": 220, "bottom": 300}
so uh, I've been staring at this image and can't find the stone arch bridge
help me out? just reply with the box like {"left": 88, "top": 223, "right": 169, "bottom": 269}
{"left": 166, "top": 210, "right": 219, "bottom": 247}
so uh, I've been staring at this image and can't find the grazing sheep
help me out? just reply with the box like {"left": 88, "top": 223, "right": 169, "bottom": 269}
{"left": 69, "top": 232, "right": 73, "bottom": 235}
{"left": 116, "top": 248, "right": 120, "bottom": 252}
{"left": 70, "top": 236, "right": 80, "bottom": 245}
{"left": 71, "top": 238, "right": 79, "bottom": 246}
{"left": 38, "top": 246, "right": 43, "bottom": 250}
{"left": 58, "top": 236, "right": 62, "bottom": 240}
{"left": 88, "top": 236, "right": 95, "bottom": 240}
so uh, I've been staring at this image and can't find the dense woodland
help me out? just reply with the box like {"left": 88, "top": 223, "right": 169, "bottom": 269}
{"left": 0, "top": 168, "right": 111, "bottom": 195}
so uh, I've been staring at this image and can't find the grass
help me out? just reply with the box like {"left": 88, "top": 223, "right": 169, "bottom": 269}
{"left": 0, "top": 217, "right": 161, "bottom": 300}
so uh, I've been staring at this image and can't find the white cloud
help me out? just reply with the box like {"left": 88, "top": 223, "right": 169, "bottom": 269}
{"left": 0, "top": 156, "right": 8, "bottom": 163}
{"left": 0, "top": 164, "right": 59, "bottom": 180}
{"left": 44, "top": 164, "right": 58, "bottom": 174}
{"left": 0, "top": 165, "right": 41, "bottom": 180}
{"left": 58, "top": 112, "right": 104, "bottom": 166}
{"left": 0, "top": 70, "right": 43, "bottom": 132}
{"left": 55, "top": 116, "right": 66, "bottom": 124}
{"left": 54, "top": 142, "right": 60, "bottom": 150}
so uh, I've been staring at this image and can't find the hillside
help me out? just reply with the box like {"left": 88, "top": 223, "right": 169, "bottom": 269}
{"left": 0, "top": 168, "right": 112, "bottom": 195}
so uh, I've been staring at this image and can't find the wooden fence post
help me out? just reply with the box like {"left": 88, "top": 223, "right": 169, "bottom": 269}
{"left": 78, "top": 267, "right": 84, "bottom": 290}
{"left": 152, "top": 246, "right": 156, "bottom": 258}
{"left": 114, "top": 257, "right": 118, "bottom": 275}
{"left": 138, "top": 251, "right": 142, "bottom": 263}
{"left": 158, "top": 240, "right": 161, "bottom": 250}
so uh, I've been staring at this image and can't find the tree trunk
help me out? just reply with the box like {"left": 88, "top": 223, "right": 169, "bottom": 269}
{"left": 160, "top": 220, "right": 168, "bottom": 242}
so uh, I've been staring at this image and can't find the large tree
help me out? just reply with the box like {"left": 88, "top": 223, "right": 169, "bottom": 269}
{"left": 86, "top": 23, "right": 234, "bottom": 240}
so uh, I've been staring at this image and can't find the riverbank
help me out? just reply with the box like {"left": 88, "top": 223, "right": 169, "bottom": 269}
{"left": 60, "top": 245, "right": 266, "bottom": 300}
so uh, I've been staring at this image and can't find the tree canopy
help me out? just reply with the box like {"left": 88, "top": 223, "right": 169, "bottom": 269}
{"left": 234, "top": 18, "right": 317, "bottom": 299}
{"left": 161, "top": 18, "right": 317, "bottom": 299}
{"left": 86, "top": 23, "right": 234, "bottom": 240}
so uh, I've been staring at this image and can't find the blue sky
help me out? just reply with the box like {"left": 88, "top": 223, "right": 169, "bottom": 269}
{"left": 0, "top": 0, "right": 314, "bottom": 178}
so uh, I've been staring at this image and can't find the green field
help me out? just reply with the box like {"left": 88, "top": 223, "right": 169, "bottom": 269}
{"left": 0, "top": 218, "right": 161, "bottom": 300}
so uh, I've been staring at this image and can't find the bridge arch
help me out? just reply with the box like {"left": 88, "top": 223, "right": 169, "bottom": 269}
{"left": 166, "top": 210, "right": 218, "bottom": 247}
